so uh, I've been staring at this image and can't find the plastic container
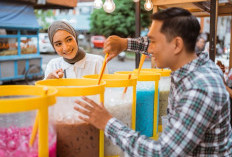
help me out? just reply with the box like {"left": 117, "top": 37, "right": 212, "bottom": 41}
{"left": 83, "top": 74, "right": 137, "bottom": 157}
{"left": 36, "top": 79, "right": 105, "bottom": 157}
{"left": 115, "top": 71, "right": 160, "bottom": 140}
{"left": 0, "top": 85, "right": 57, "bottom": 157}
{"left": 134, "top": 69, "right": 171, "bottom": 129}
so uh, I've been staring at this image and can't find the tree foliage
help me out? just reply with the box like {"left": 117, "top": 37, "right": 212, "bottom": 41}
{"left": 34, "top": 10, "right": 56, "bottom": 31}
{"left": 90, "top": 0, "right": 152, "bottom": 37}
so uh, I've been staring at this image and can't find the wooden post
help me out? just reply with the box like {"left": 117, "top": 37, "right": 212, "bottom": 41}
{"left": 229, "top": 17, "right": 232, "bottom": 70}
{"left": 135, "top": 1, "right": 141, "bottom": 68}
{"left": 209, "top": 0, "right": 218, "bottom": 61}
{"left": 200, "top": 17, "right": 204, "bottom": 32}
{"left": 151, "top": 6, "right": 158, "bottom": 68}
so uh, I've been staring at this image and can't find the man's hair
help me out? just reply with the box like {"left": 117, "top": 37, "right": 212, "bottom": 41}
{"left": 152, "top": 7, "right": 200, "bottom": 52}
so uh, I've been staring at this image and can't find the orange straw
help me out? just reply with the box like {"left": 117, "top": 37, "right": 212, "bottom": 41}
{"left": 137, "top": 54, "right": 146, "bottom": 76}
{"left": 97, "top": 53, "right": 109, "bottom": 85}
{"left": 122, "top": 73, "right": 132, "bottom": 98}
{"left": 29, "top": 87, "right": 48, "bottom": 147}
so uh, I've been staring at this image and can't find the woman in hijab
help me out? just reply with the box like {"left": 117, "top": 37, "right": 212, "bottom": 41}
{"left": 44, "top": 21, "right": 108, "bottom": 79}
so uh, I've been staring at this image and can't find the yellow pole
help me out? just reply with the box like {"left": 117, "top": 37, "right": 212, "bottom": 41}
{"left": 132, "top": 84, "right": 137, "bottom": 130}
{"left": 153, "top": 80, "right": 159, "bottom": 140}
{"left": 99, "top": 93, "right": 104, "bottom": 157}
{"left": 39, "top": 89, "right": 49, "bottom": 157}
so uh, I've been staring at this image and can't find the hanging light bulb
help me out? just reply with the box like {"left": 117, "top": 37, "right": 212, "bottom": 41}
{"left": 94, "top": 0, "right": 103, "bottom": 9}
{"left": 144, "top": 0, "right": 153, "bottom": 11}
{"left": 103, "top": 0, "right": 116, "bottom": 13}
{"left": 133, "top": 0, "right": 140, "bottom": 2}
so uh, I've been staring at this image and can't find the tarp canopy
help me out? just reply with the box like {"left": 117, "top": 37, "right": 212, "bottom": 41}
{"left": 0, "top": 1, "right": 40, "bottom": 29}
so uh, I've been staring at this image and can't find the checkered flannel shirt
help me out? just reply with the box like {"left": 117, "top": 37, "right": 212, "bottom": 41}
{"left": 104, "top": 37, "right": 232, "bottom": 156}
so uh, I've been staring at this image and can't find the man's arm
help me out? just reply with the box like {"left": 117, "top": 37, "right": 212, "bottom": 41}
{"left": 74, "top": 88, "right": 216, "bottom": 156}
{"left": 103, "top": 35, "right": 149, "bottom": 62}
{"left": 127, "top": 36, "right": 150, "bottom": 55}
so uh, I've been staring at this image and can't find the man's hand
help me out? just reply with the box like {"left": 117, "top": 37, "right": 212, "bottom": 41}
{"left": 103, "top": 35, "right": 128, "bottom": 62}
{"left": 46, "top": 68, "right": 64, "bottom": 79}
{"left": 74, "top": 96, "right": 113, "bottom": 130}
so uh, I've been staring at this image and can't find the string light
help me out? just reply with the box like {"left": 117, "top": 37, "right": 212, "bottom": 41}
{"left": 94, "top": 0, "right": 103, "bottom": 9}
{"left": 144, "top": 0, "right": 153, "bottom": 11}
{"left": 103, "top": 0, "right": 116, "bottom": 13}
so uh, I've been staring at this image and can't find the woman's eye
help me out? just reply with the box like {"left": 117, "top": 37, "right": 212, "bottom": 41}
{"left": 67, "top": 38, "right": 72, "bottom": 42}
{"left": 55, "top": 43, "right": 61, "bottom": 47}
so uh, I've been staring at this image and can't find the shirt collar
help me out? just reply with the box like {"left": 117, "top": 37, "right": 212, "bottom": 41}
{"left": 171, "top": 51, "right": 209, "bottom": 83}
{"left": 74, "top": 54, "right": 87, "bottom": 69}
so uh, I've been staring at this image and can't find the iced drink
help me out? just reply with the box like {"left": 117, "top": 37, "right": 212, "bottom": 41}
{"left": 56, "top": 122, "right": 99, "bottom": 157}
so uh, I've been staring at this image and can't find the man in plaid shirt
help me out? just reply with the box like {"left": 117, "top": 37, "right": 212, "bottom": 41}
{"left": 74, "top": 7, "right": 232, "bottom": 156}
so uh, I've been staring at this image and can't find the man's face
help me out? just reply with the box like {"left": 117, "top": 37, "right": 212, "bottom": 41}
{"left": 147, "top": 20, "right": 175, "bottom": 68}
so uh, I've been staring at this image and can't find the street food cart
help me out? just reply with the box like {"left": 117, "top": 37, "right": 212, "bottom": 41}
{"left": 0, "top": 1, "right": 43, "bottom": 84}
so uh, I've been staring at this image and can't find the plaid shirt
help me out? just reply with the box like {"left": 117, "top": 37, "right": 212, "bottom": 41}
{"left": 104, "top": 37, "right": 232, "bottom": 156}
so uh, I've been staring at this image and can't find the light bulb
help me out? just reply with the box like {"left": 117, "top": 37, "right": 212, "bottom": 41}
{"left": 103, "top": 0, "right": 115, "bottom": 13}
{"left": 144, "top": 0, "right": 153, "bottom": 11}
{"left": 133, "top": 0, "right": 140, "bottom": 2}
{"left": 94, "top": 0, "right": 103, "bottom": 9}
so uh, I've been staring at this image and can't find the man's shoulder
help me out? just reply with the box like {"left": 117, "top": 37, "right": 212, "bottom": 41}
{"left": 189, "top": 61, "right": 225, "bottom": 94}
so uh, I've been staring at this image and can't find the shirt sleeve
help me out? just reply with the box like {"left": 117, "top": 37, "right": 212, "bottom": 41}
{"left": 104, "top": 88, "right": 216, "bottom": 157}
{"left": 127, "top": 36, "right": 150, "bottom": 56}
{"left": 44, "top": 60, "right": 55, "bottom": 79}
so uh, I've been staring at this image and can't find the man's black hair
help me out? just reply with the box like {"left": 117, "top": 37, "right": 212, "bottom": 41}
{"left": 152, "top": 7, "right": 200, "bottom": 52}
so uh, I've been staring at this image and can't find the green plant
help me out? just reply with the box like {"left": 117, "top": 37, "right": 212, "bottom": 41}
{"left": 34, "top": 10, "right": 56, "bottom": 31}
{"left": 90, "top": 0, "right": 152, "bottom": 37}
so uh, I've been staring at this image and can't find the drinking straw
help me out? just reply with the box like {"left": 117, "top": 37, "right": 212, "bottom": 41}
{"left": 122, "top": 73, "right": 132, "bottom": 98}
{"left": 97, "top": 53, "right": 109, "bottom": 85}
{"left": 29, "top": 87, "right": 48, "bottom": 147}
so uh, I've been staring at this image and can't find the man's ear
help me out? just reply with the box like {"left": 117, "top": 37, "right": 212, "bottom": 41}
{"left": 173, "top": 37, "right": 184, "bottom": 55}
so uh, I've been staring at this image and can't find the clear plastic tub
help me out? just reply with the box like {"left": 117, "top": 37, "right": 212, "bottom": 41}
{"left": 0, "top": 86, "right": 57, "bottom": 157}
{"left": 83, "top": 74, "right": 137, "bottom": 157}
{"left": 36, "top": 78, "right": 105, "bottom": 157}
{"left": 134, "top": 69, "right": 171, "bottom": 126}
{"left": 55, "top": 96, "right": 100, "bottom": 157}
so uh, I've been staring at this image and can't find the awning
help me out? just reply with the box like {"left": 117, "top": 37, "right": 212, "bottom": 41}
{"left": 0, "top": 1, "right": 40, "bottom": 29}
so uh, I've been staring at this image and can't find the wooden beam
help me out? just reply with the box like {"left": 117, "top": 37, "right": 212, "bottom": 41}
{"left": 192, "top": 11, "right": 210, "bottom": 17}
{"left": 152, "top": 0, "right": 209, "bottom": 6}
{"left": 209, "top": 0, "right": 218, "bottom": 61}
{"left": 46, "top": 0, "right": 77, "bottom": 8}
{"left": 193, "top": 2, "right": 210, "bottom": 13}
{"left": 218, "top": 4, "right": 232, "bottom": 15}
{"left": 200, "top": 17, "right": 204, "bottom": 32}
{"left": 229, "top": 18, "right": 232, "bottom": 70}
{"left": 189, "top": 8, "right": 204, "bottom": 12}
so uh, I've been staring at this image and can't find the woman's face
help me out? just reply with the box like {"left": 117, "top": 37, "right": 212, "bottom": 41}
{"left": 53, "top": 30, "right": 78, "bottom": 59}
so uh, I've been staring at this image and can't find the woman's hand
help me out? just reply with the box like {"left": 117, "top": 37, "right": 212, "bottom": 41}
{"left": 74, "top": 96, "right": 113, "bottom": 130}
{"left": 46, "top": 68, "right": 64, "bottom": 79}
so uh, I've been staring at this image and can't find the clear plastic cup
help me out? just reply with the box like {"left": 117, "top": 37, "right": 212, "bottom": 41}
{"left": 161, "top": 115, "right": 168, "bottom": 132}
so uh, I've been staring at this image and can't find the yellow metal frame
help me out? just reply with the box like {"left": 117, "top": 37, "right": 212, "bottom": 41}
{"left": 36, "top": 79, "right": 106, "bottom": 157}
{"left": 114, "top": 71, "right": 161, "bottom": 140}
{"left": 0, "top": 85, "right": 57, "bottom": 157}
{"left": 134, "top": 68, "right": 171, "bottom": 77}
{"left": 83, "top": 74, "right": 137, "bottom": 157}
